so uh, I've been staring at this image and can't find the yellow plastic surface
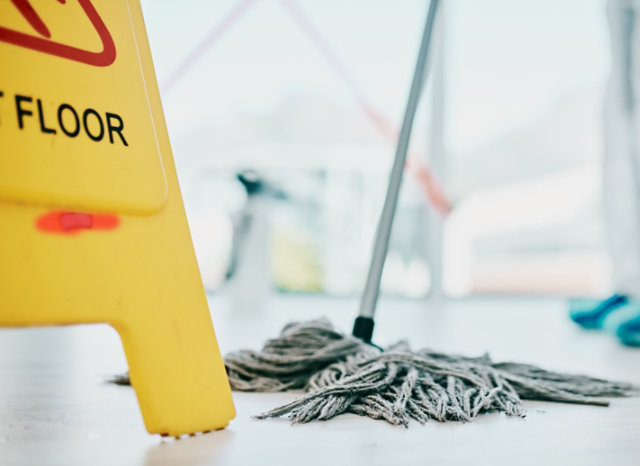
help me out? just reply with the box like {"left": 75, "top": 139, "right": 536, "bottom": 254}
{"left": 0, "top": 0, "right": 167, "bottom": 215}
{"left": 0, "top": 0, "right": 235, "bottom": 436}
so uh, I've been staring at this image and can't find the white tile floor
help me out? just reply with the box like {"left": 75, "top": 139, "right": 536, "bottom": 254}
{"left": 1, "top": 295, "right": 639, "bottom": 465}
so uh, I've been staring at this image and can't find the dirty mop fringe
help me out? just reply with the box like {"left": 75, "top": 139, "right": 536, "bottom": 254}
{"left": 222, "top": 319, "right": 637, "bottom": 426}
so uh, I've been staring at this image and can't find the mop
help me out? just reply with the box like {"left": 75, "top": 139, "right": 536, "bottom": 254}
{"left": 222, "top": 0, "right": 636, "bottom": 424}
{"left": 114, "top": 0, "right": 637, "bottom": 425}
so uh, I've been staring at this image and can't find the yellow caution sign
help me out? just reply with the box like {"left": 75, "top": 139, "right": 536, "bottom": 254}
{"left": 0, "top": 0, "right": 235, "bottom": 436}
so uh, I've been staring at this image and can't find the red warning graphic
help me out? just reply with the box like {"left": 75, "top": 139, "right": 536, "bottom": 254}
{"left": 0, "top": 0, "right": 116, "bottom": 66}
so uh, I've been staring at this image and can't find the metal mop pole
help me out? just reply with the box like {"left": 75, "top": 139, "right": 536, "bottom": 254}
{"left": 352, "top": 0, "right": 441, "bottom": 342}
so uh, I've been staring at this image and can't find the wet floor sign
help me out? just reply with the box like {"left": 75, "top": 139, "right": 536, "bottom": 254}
{"left": 0, "top": 0, "right": 235, "bottom": 436}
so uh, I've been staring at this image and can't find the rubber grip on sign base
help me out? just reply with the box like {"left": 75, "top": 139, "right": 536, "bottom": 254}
{"left": 352, "top": 316, "right": 375, "bottom": 344}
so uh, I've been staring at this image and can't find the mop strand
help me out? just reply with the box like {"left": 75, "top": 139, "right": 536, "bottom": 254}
{"left": 222, "top": 319, "right": 637, "bottom": 426}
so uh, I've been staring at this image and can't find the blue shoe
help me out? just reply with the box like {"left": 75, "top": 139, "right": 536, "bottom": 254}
{"left": 601, "top": 302, "right": 640, "bottom": 346}
{"left": 569, "top": 294, "right": 628, "bottom": 329}
{"left": 616, "top": 314, "right": 640, "bottom": 346}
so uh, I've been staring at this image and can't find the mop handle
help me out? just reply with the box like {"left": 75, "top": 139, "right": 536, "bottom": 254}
{"left": 353, "top": 0, "right": 440, "bottom": 342}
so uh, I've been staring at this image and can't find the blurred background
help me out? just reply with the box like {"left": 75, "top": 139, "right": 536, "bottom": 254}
{"left": 140, "top": 0, "right": 611, "bottom": 301}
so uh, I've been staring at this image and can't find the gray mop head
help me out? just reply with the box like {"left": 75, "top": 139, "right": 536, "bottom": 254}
{"left": 223, "top": 319, "right": 637, "bottom": 426}
{"left": 111, "top": 318, "right": 637, "bottom": 426}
